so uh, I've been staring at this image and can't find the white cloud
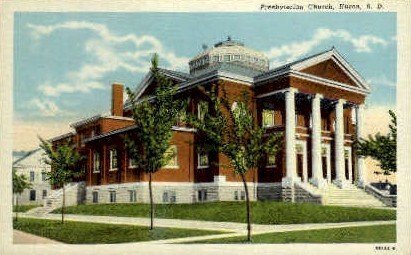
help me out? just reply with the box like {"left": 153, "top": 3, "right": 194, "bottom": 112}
{"left": 266, "top": 28, "right": 389, "bottom": 67}
{"left": 28, "top": 21, "right": 190, "bottom": 98}
{"left": 367, "top": 75, "right": 396, "bottom": 88}
{"left": 30, "top": 98, "right": 63, "bottom": 117}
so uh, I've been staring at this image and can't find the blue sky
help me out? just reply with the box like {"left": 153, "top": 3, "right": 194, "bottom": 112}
{"left": 13, "top": 12, "right": 396, "bottom": 150}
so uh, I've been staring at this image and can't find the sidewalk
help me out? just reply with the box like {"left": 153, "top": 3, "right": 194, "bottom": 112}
{"left": 13, "top": 230, "right": 62, "bottom": 244}
{"left": 19, "top": 213, "right": 395, "bottom": 244}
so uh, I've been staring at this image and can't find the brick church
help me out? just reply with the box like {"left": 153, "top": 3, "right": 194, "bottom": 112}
{"left": 51, "top": 38, "right": 381, "bottom": 206}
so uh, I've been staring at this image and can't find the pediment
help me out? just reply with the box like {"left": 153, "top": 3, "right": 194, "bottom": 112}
{"left": 290, "top": 49, "right": 370, "bottom": 91}
{"left": 300, "top": 59, "right": 357, "bottom": 87}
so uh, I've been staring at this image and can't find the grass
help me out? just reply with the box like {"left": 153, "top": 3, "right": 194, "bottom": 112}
{"left": 13, "top": 218, "right": 223, "bottom": 244}
{"left": 13, "top": 205, "right": 40, "bottom": 212}
{"left": 189, "top": 224, "right": 396, "bottom": 243}
{"left": 54, "top": 201, "right": 396, "bottom": 225}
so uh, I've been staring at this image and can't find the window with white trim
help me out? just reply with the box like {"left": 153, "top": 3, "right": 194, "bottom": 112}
{"left": 262, "top": 109, "right": 275, "bottom": 127}
{"left": 29, "top": 171, "right": 35, "bottom": 182}
{"left": 267, "top": 153, "right": 276, "bottom": 167}
{"left": 197, "top": 101, "right": 208, "bottom": 121}
{"left": 109, "top": 149, "right": 118, "bottom": 171}
{"left": 198, "top": 151, "right": 209, "bottom": 168}
{"left": 93, "top": 152, "right": 101, "bottom": 173}
{"left": 164, "top": 145, "right": 178, "bottom": 168}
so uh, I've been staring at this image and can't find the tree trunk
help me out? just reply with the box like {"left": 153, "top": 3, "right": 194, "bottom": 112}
{"left": 241, "top": 173, "right": 252, "bottom": 242}
{"left": 149, "top": 172, "right": 154, "bottom": 230}
{"left": 62, "top": 185, "right": 65, "bottom": 224}
{"left": 15, "top": 195, "right": 19, "bottom": 222}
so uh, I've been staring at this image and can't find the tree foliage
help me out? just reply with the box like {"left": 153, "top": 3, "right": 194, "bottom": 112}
{"left": 39, "top": 137, "right": 83, "bottom": 223}
{"left": 356, "top": 110, "right": 396, "bottom": 174}
{"left": 12, "top": 168, "right": 32, "bottom": 221}
{"left": 125, "top": 53, "right": 184, "bottom": 229}
{"left": 187, "top": 85, "right": 283, "bottom": 242}
{"left": 125, "top": 54, "right": 184, "bottom": 174}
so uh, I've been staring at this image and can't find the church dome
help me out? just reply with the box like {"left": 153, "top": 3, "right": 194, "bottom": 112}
{"left": 189, "top": 37, "right": 269, "bottom": 75}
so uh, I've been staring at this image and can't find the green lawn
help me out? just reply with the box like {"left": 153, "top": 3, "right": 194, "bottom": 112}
{"left": 189, "top": 224, "right": 396, "bottom": 243}
{"left": 13, "top": 218, "right": 222, "bottom": 244}
{"left": 13, "top": 205, "right": 40, "bottom": 212}
{"left": 54, "top": 201, "right": 396, "bottom": 225}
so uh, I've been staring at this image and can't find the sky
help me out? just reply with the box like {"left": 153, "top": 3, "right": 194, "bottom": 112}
{"left": 13, "top": 12, "right": 397, "bottom": 151}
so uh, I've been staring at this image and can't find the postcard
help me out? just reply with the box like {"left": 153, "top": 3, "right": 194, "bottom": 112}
{"left": 1, "top": 1, "right": 410, "bottom": 254}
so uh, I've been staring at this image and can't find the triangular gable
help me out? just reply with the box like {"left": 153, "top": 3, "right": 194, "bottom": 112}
{"left": 290, "top": 48, "right": 370, "bottom": 91}
{"left": 134, "top": 69, "right": 190, "bottom": 100}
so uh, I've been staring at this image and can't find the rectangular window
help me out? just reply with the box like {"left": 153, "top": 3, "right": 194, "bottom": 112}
{"left": 42, "top": 190, "right": 47, "bottom": 199}
{"left": 164, "top": 145, "right": 178, "bottom": 168}
{"left": 109, "top": 191, "right": 116, "bottom": 203}
{"left": 240, "top": 191, "right": 245, "bottom": 201}
{"left": 267, "top": 154, "right": 276, "bottom": 167}
{"left": 198, "top": 151, "right": 209, "bottom": 168}
{"left": 29, "top": 190, "right": 36, "bottom": 201}
{"left": 198, "top": 189, "right": 207, "bottom": 202}
{"left": 129, "top": 157, "right": 137, "bottom": 168}
{"left": 93, "top": 152, "right": 101, "bottom": 173}
{"left": 197, "top": 101, "right": 208, "bottom": 121}
{"left": 163, "top": 191, "right": 176, "bottom": 203}
{"left": 262, "top": 110, "right": 275, "bottom": 127}
{"left": 92, "top": 191, "right": 99, "bottom": 203}
{"left": 41, "top": 172, "right": 46, "bottom": 182}
{"left": 129, "top": 190, "right": 137, "bottom": 202}
{"left": 109, "top": 149, "right": 118, "bottom": 170}
{"left": 29, "top": 171, "right": 35, "bottom": 182}
{"left": 234, "top": 191, "right": 239, "bottom": 201}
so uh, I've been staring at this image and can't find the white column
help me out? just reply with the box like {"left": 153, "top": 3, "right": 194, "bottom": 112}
{"left": 310, "top": 93, "right": 325, "bottom": 188}
{"left": 334, "top": 99, "right": 347, "bottom": 188}
{"left": 356, "top": 104, "right": 367, "bottom": 187}
{"left": 282, "top": 88, "right": 297, "bottom": 187}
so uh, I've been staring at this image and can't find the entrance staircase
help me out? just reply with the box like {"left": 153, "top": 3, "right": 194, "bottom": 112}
{"left": 298, "top": 182, "right": 388, "bottom": 208}
{"left": 26, "top": 182, "right": 85, "bottom": 215}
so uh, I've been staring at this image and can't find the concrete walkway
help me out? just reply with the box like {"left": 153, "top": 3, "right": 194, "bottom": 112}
{"left": 13, "top": 230, "right": 62, "bottom": 244}
{"left": 19, "top": 213, "right": 395, "bottom": 244}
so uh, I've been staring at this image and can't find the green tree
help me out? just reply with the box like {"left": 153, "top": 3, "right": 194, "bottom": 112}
{"left": 125, "top": 54, "right": 184, "bottom": 230}
{"left": 39, "top": 137, "right": 83, "bottom": 223}
{"left": 188, "top": 86, "right": 282, "bottom": 242}
{"left": 356, "top": 110, "right": 396, "bottom": 174}
{"left": 12, "top": 169, "right": 32, "bottom": 221}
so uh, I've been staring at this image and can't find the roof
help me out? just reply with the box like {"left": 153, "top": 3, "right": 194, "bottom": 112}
{"left": 49, "top": 132, "right": 75, "bottom": 142}
{"left": 84, "top": 125, "right": 196, "bottom": 143}
{"left": 12, "top": 148, "right": 41, "bottom": 166}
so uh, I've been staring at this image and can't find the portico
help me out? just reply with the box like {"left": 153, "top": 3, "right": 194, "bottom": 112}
{"left": 259, "top": 86, "right": 366, "bottom": 190}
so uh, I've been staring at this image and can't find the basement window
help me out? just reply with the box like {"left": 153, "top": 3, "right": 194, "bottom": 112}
{"left": 92, "top": 191, "right": 99, "bottom": 203}
{"left": 198, "top": 189, "right": 208, "bottom": 202}
{"left": 109, "top": 191, "right": 116, "bottom": 203}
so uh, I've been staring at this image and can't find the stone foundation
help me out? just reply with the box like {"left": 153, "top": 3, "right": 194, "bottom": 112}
{"left": 85, "top": 181, "right": 278, "bottom": 204}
